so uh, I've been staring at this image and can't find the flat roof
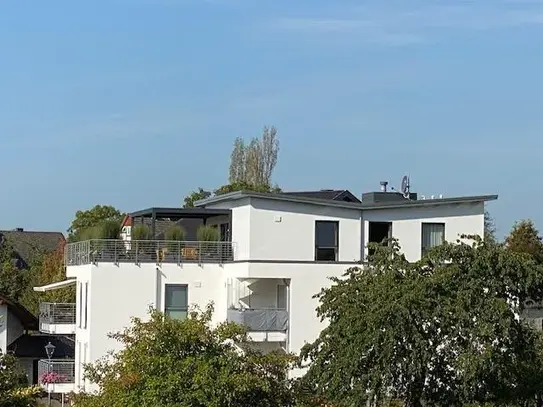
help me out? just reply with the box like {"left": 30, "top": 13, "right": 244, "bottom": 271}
{"left": 196, "top": 191, "right": 498, "bottom": 211}
{"left": 129, "top": 207, "right": 231, "bottom": 219}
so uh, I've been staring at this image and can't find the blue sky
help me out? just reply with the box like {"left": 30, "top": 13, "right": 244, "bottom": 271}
{"left": 1, "top": 0, "right": 542, "bottom": 238}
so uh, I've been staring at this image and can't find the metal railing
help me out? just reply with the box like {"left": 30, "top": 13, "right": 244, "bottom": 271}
{"left": 227, "top": 308, "right": 289, "bottom": 332}
{"left": 65, "top": 239, "right": 235, "bottom": 266}
{"left": 39, "top": 303, "right": 76, "bottom": 326}
{"left": 38, "top": 360, "right": 75, "bottom": 384}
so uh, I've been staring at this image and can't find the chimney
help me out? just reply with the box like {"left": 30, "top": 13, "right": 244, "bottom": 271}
{"left": 15, "top": 228, "right": 23, "bottom": 232}
{"left": 380, "top": 181, "right": 388, "bottom": 192}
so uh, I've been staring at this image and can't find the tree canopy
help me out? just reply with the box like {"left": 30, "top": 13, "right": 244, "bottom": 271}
{"left": 0, "top": 351, "right": 40, "bottom": 407}
{"left": 73, "top": 305, "right": 298, "bottom": 407}
{"left": 0, "top": 241, "right": 28, "bottom": 301}
{"left": 299, "top": 238, "right": 543, "bottom": 407}
{"left": 505, "top": 219, "right": 543, "bottom": 264}
{"left": 68, "top": 205, "right": 124, "bottom": 241}
{"left": 183, "top": 127, "right": 281, "bottom": 208}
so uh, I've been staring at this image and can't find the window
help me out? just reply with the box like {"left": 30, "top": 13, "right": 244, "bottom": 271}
{"left": 422, "top": 223, "right": 445, "bottom": 255}
{"left": 165, "top": 285, "right": 188, "bottom": 320}
{"left": 276, "top": 285, "right": 287, "bottom": 310}
{"left": 78, "top": 283, "right": 83, "bottom": 328}
{"left": 315, "top": 221, "right": 339, "bottom": 261}
{"left": 84, "top": 282, "right": 88, "bottom": 329}
{"left": 368, "top": 222, "right": 392, "bottom": 257}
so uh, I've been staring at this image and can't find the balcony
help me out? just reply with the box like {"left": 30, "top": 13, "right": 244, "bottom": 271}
{"left": 65, "top": 239, "right": 235, "bottom": 266}
{"left": 38, "top": 359, "right": 75, "bottom": 394}
{"left": 227, "top": 308, "right": 289, "bottom": 342}
{"left": 39, "top": 303, "right": 76, "bottom": 334}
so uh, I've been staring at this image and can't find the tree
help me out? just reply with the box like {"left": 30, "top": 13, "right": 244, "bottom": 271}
{"left": 0, "top": 241, "right": 28, "bottom": 301}
{"left": 228, "top": 126, "right": 279, "bottom": 187}
{"left": 299, "top": 238, "right": 543, "bottom": 407}
{"left": 183, "top": 187, "right": 212, "bottom": 208}
{"left": 484, "top": 210, "right": 496, "bottom": 243}
{"left": 73, "top": 304, "right": 297, "bottom": 407}
{"left": 20, "top": 242, "right": 76, "bottom": 316}
{"left": 68, "top": 205, "right": 124, "bottom": 241}
{"left": 505, "top": 220, "right": 543, "bottom": 264}
{"left": 0, "top": 351, "right": 41, "bottom": 407}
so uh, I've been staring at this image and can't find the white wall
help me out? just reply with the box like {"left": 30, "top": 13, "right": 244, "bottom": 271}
{"left": 245, "top": 198, "right": 362, "bottom": 262}
{"left": 363, "top": 202, "right": 484, "bottom": 262}
{"left": 0, "top": 305, "right": 25, "bottom": 354}
{"left": 0, "top": 304, "right": 7, "bottom": 354}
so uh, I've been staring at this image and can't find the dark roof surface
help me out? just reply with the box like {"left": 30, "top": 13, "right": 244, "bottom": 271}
{"left": 0, "top": 230, "right": 65, "bottom": 269}
{"left": 8, "top": 334, "right": 75, "bottom": 359}
{"left": 197, "top": 190, "right": 498, "bottom": 210}
{"left": 0, "top": 294, "right": 38, "bottom": 330}
{"left": 130, "top": 207, "right": 231, "bottom": 219}
{"left": 281, "top": 189, "right": 361, "bottom": 203}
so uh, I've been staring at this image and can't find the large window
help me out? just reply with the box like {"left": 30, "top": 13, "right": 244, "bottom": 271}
{"left": 165, "top": 284, "right": 188, "bottom": 320}
{"left": 315, "top": 221, "right": 339, "bottom": 261}
{"left": 422, "top": 223, "right": 445, "bottom": 255}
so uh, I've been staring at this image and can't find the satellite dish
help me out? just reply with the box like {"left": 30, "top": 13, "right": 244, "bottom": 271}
{"left": 401, "top": 175, "right": 410, "bottom": 198}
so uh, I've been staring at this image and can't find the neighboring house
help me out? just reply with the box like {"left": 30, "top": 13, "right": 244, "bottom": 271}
{"left": 0, "top": 228, "right": 66, "bottom": 269}
{"left": 0, "top": 293, "right": 74, "bottom": 386}
{"left": 43, "top": 182, "right": 497, "bottom": 393}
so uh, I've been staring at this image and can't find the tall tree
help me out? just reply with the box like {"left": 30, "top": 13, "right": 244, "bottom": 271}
{"left": 228, "top": 126, "right": 279, "bottom": 188}
{"left": 68, "top": 205, "right": 124, "bottom": 241}
{"left": 73, "top": 305, "right": 297, "bottom": 407}
{"left": 183, "top": 188, "right": 212, "bottom": 208}
{"left": 299, "top": 239, "right": 543, "bottom": 407}
{"left": 484, "top": 210, "right": 497, "bottom": 242}
{"left": 0, "top": 241, "right": 28, "bottom": 301}
{"left": 505, "top": 219, "right": 543, "bottom": 264}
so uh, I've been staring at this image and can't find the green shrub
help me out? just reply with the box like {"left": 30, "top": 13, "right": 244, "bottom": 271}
{"left": 79, "top": 226, "right": 102, "bottom": 241}
{"left": 132, "top": 224, "right": 151, "bottom": 240}
{"left": 165, "top": 225, "right": 185, "bottom": 241}
{"left": 197, "top": 225, "right": 220, "bottom": 242}
{"left": 99, "top": 219, "right": 121, "bottom": 239}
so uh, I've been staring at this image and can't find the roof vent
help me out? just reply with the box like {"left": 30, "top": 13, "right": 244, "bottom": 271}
{"left": 14, "top": 228, "right": 23, "bottom": 232}
{"left": 380, "top": 181, "right": 388, "bottom": 192}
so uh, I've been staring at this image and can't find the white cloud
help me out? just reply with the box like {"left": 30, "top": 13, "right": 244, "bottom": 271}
{"left": 268, "top": 1, "right": 543, "bottom": 45}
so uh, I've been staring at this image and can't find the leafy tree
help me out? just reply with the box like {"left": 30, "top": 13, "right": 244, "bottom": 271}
{"left": 0, "top": 351, "right": 41, "bottom": 407}
{"left": 20, "top": 242, "right": 75, "bottom": 316}
{"left": 73, "top": 304, "right": 297, "bottom": 407}
{"left": 300, "top": 238, "right": 543, "bottom": 407}
{"left": 183, "top": 187, "right": 212, "bottom": 208}
{"left": 505, "top": 219, "right": 543, "bottom": 264}
{"left": 0, "top": 241, "right": 28, "bottom": 301}
{"left": 68, "top": 205, "right": 124, "bottom": 241}
{"left": 229, "top": 126, "right": 279, "bottom": 187}
{"left": 484, "top": 210, "right": 496, "bottom": 243}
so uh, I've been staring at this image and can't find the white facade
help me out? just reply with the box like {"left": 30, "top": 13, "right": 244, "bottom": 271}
{"left": 64, "top": 191, "right": 495, "bottom": 392}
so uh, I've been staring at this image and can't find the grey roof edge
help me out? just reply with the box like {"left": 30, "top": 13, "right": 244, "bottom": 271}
{"left": 129, "top": 207, "right": 231, "bottom": 217}
{"left": 196, "top": 190, "right": 498, "bottom": 211}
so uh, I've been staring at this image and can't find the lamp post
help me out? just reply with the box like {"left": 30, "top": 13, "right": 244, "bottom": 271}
{"left": 44, "top": 341, "right": 55, "bottom": 407}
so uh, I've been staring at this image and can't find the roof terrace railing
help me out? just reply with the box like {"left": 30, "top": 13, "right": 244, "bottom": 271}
{"left": 39, "top": 303, "right": 76, "bottom": 326}
{"left": 65, "top": 239, "right": 235, "bottom": 266}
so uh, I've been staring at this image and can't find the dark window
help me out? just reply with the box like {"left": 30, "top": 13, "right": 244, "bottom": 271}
{"left": 368, "top": 222, "right": 392, "bottom": 257}
{"left": 421, "top": 223, "right": 445, "bottom": 255}
{"left": 165, "top": 284, "right": 188, "bottom": 320}
{"left": 315, "top": 221, "right": 339, "bottom": 261}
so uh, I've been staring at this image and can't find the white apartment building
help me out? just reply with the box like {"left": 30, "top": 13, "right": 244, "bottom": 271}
{"left": 34, "top": 186, "right": 497, "bottom": 394}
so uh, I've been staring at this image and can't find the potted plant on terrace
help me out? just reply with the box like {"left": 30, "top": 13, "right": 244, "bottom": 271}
{"left": 163, "top": 225, "right": 185, "bottom": 262}
{"left": 130, "top": 224, "right": 153, "bottom": 262}
{"left": 196, "top": 225, "right": 220, "bottom": 261}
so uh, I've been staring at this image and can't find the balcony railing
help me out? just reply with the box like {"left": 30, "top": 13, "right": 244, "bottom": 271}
{"left": 227, "top": 308, "right": 289, "bottom": 332}
{"left": 39, "top": 303, "right": 76, "bottom": 326}
{"left": 38, "top": 360, "right": 75, "bottom": 385}
{"left": 65, "top": 239, "right": 235, "bottom": 266}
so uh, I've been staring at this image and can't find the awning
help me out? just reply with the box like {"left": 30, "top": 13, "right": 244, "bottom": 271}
{"left": 33, "top": 279, "right": 76, "bottom": 292}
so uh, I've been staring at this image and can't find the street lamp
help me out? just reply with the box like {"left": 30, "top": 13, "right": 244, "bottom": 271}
{"left": 44, "top": 342, "right": 55, "bottom": 407}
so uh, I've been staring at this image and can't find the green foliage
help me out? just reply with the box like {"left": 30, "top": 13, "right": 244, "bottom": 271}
{"left": 505, "top": 219, "right": 543, "bottom": 264}
{"left": 73, "top": 305, "right": 297, "bottom": 407}
{"left": 99, "top": 219, "right": 122, "bottom": 239}
{"left": 300, "top": 238, "right": 543, "bottom": 407}
{"left": 20, "top": 244, "right": 75, "bottom": 316}
{"left": 183, "top": 187, "right": 212, "bottom": 208}
{"left": 68, "top": 205, "right": 124, "bottom": 241}
{"left": 165, "top": 225, "right": 185, "bottom": 241}
{"left": 484, "top": 210, "right": 496, "bottom": 243}
{"left": 0, "top": 352, "right": 40, "bottom": 407}
{"left": 131, "top": 224, "right": 151, "bottom": 240}
{"left": 197, "top": 225, "right": 220, "bottom": 242}
{"left": 0, "top": 241, "right": 28, "bottom": 301}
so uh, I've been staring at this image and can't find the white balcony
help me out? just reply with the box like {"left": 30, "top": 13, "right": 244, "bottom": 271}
{"left": 38, "top": 359, "right": 75, "bottom": 394}
{"left": 227, "top": 308, "right": 288, "bottom": 342}
{"left": 39, "top": 303, "right": 76, "bottom": 335}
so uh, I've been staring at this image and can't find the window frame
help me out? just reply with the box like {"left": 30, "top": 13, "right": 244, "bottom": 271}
{"left": 314, "top": 220, "right": 339, "bottom": 262}
{"left": 164, "top": 284, "right": 189, "bottom": 320}
{"left": 421, "top": 222, "right": 446, "bottom": 255}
